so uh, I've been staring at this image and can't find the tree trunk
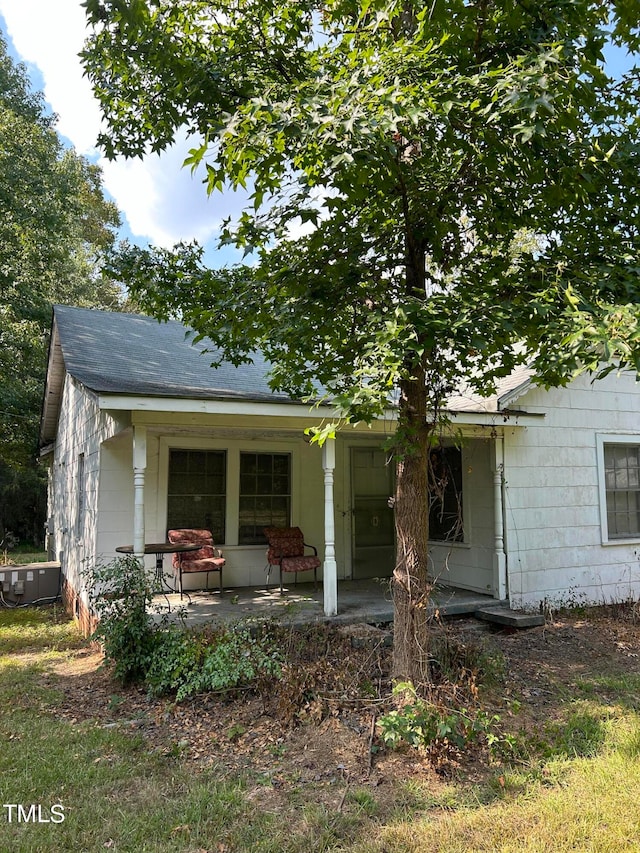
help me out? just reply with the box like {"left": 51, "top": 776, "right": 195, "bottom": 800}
{"left": 392, "top": 372, "right": 432, "bottom": 690}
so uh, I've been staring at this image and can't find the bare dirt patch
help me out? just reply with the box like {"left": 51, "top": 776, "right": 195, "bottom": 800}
{"left": 37, "top": 608, "right": 640, "bottom": 810}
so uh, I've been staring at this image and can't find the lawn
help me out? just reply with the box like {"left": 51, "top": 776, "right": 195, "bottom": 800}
{"left": 2, "top": 604, "right": 640, "bottom": 851}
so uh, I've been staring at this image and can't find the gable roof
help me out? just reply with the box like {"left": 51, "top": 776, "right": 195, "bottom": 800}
{"left": 40, "top": 305, "right": 538, "bottom": 446}
{"left": 447, "top": 365, "right": 535, "bottom": 414}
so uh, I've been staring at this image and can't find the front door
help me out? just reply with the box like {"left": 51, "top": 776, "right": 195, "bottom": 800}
{"left": 351, "top": 448, "right": 395, "bottom": 579}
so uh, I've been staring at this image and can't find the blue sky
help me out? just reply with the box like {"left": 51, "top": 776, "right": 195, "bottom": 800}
{"left": 0, "top": 0, "right": 247, "bottom": 268}
{"left": 0, "top": 0, "right": 636, "bottom": 273}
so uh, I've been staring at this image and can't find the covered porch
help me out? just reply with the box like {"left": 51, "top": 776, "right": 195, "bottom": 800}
{"left": 150, "top": 580, "right": 496, "bottom": 629}
{"left": 110, "top": 418, "right": 517, "bottom": 619}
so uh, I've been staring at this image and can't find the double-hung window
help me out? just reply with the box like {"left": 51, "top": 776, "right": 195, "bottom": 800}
{"left": 167, "top": 449, "right": 227, "bottom": 544}
{"left": 603, "top": 442, "right": 640, "bottom": 540}
{"left": 239, "top": 452, "right": 291, "bottom": 545}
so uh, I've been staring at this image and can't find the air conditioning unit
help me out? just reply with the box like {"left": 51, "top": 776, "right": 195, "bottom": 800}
{"left": 0, "top": 564, "right": 61, "bottom": 605}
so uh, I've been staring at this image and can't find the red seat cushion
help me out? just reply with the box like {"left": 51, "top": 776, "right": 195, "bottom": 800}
{"left": 264, "top": 527, "right": 319, "bottom": 573}
{"left": 167, "top": 528, "right": 225, "bottom": 571}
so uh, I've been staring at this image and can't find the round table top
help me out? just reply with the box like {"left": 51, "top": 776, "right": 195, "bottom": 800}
{"left": 115, "top": 542, "right": 202, "bottom": 555}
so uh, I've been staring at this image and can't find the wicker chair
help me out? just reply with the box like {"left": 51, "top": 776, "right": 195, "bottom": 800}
{"left": 263, "top": 526, "right": 320, "bottom": 594}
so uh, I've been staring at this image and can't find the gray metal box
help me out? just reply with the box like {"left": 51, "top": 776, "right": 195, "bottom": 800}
{"left": 0, "top": 563, "right": 61, "bottom": 605}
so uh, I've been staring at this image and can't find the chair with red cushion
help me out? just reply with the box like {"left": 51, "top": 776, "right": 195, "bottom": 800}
{"left": 167, "top": 528, "right": 225, "bottom": 599}
{"left": 263, "top": 526, "right": 320, "bottom": 594}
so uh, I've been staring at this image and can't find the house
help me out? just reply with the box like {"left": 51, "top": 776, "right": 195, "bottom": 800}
{"left": 40, "top": 304, "right": 640, "bottom": 630}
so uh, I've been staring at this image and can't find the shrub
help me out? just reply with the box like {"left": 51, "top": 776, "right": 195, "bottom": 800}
{"left": 145, "top": 625, "right": 283, "bottom": 701}
{"left": 83, "top": 555, "right": 157, "bottom": 683}
{"left": 85, "top": 558, "right": 282, "bottom": 698}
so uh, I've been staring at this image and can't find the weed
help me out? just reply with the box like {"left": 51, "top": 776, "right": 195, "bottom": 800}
{"left": 107, "top": 694, "right": 125, "bottom": 711}
{"left": 145, "top": 624, "right": 282, "bottom": 700}
{"left": 227, "top": 722, "right": 247, "bottom": 742}
{"left": 378, "top": 681, "right": 500, "bottom": 758}
{"left": 430, "top": 628, "right": 505, "bottom": 687}
{"left": 347, "top": 788, "right": 378, "bottom": 815}
{"left": 490, "top": 708, "right": 608, "bottom": 766}
{"left": 540, "top": 711, "right": 607, "bottom": 759}
{"left": 85, "top": 557, "right": 282, "bottom": 699}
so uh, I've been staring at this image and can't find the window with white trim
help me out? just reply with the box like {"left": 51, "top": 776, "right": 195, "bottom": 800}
{"left": 167, "top": 449, "right": 227, "bottom": 543}
{"left": 239, "top": 452, "right": 291, "bottom": 545}
{"left": 603, "top": 443, "right": 640, "bottom": 539}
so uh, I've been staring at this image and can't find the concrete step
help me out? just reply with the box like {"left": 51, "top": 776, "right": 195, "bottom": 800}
{"left": 474, "top": 604, "right": 545, "bottom": 629}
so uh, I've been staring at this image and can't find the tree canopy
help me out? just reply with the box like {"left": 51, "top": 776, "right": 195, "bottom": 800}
{"left": 82, "top": 0, "right": 640, "bottom": 684}
{"left": 0, "top": 31, "right": 123, "bottom": 543}
{"left": 83, "top": 0, "right": 640, "bottom": 414}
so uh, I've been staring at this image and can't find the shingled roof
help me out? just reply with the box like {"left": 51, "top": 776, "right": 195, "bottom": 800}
{"left": 40, "top": 305, "right": 535, "bottom": 446}
{"left": 52, "top": 304, "right": 294, "bottom": 402}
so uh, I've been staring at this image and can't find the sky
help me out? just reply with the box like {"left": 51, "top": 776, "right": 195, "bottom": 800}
{"left": 0, "top": 0, "right": 248, "bottom": 267}
{"left": 0, "top": 1, "right": 636, "bottom": 271}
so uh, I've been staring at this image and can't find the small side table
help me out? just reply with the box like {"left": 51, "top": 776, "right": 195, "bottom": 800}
{"left": 115, "top": 542, "right": 201, "bottom": 607}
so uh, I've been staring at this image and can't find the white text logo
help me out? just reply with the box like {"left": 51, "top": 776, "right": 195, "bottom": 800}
{"left": 2, "top": 804, "right": 65, "bottom": 823}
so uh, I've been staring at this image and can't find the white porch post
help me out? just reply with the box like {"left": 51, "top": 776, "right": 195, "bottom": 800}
{"left": 492, "top": 435, "right": 507, "bottom": 600}
{"left": 322, "top": 439, "right": 338, "bottom": 617}
{"left": 132, "top": 425, "right": 147, "bottom": 558}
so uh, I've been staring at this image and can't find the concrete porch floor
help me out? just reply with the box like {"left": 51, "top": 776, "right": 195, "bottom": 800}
{"left": 151, "top": 579, "right": 497, "bottom": 629}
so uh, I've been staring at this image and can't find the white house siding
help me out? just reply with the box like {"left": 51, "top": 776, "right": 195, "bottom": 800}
{"left": 428, "top": 436, "right": 496, "bottom": 595}
{"left": 95, "top": 433, "right": 136, "bottom": 561}
{"left": 47, "top": 376, "right": 129, "bottom": 611}
{"left": 505, "top": 371, "right": 640, "bottom": 610}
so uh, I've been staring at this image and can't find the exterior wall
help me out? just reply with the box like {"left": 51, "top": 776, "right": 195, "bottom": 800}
{"left": 92, "top": 410, "right": 500, "bottom": 594}
{"left": 47, "top": 375, "right": 129, "bottom": 617}
{"left": 154, "top": 430, "right": 326, "bottom": 588}
{"left": 51, "top": 368, "right": 640, "bottom": 609}
{"left": 429, "top": 436, "right": 496, "bottom": 595}
{"left": 96, "top": 432, "right": 136, "bottom": 562}
{"left": 505, "top": 371, "right": 640, "bottom": 610}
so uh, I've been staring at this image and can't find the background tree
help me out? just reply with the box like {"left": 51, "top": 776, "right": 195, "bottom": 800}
{"left": 0, "top": 31, "right": 123, "bottom": 546}
{"left": 82, "top": 0, "right": 639, "bottom": 687}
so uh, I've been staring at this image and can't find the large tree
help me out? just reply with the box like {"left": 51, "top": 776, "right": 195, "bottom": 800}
{"left": 82, "top": 0, "right": 639, "bottom": 687}
{"left": 0, "top": 31, "right": 123, "bottom": 544}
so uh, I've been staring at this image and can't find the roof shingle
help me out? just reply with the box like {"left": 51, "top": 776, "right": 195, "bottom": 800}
{"left": 54, "top": 305, "right": 294, "bottom": 402}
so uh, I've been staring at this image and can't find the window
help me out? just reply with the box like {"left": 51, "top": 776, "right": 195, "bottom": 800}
{"left": 167, "top": 450, "right": 226, "bottom": 543}
{"left": 239, "top": 452, "right": 291, "bottom": 545}
{"left": 428, "top": 446, "right": 463, "bottom": 543}
{"left": 76, "top": 453, "right": 85, "bottom": 538}
{"left": 603, "top": 443, "right": 640, "bottom": 539}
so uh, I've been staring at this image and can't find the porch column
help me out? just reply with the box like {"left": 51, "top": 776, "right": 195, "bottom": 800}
{"left": 133, "top": 425, "right": 147, "bottom": 558}
{"left": 492, "top": 435, "right": 507, "bottom": 600}
{"left": 322, "top": 439, "right": 338, "bottom": 617}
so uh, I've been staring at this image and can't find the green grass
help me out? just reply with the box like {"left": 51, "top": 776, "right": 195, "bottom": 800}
{"left": 2, "top": 548, "right": 48, "bottom": 566}
{"left": 0, "top": 605, "right": 82, "bottom": 654}
{"left": 3, "top": 607, "right": 640, "bottom": 851}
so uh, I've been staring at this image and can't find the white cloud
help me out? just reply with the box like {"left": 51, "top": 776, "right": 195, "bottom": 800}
{"left": 0, "top": 0, "right": 101, "bottom": 154}
{"left": 0, "top": 0, "right": 247, "bottom": 251}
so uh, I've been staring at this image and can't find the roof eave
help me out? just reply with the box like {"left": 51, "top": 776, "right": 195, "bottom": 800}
{"left": 39, "top": 317, "right": 64, "bottom": 447}
{"left": 450, "top": 408, "right": 544, "bottom": 426}
{"left": 97, "top": 393, "right": 337, "bottom": 419}
{"left": 497, "top": 377, "right": 534, "bottom": 410}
